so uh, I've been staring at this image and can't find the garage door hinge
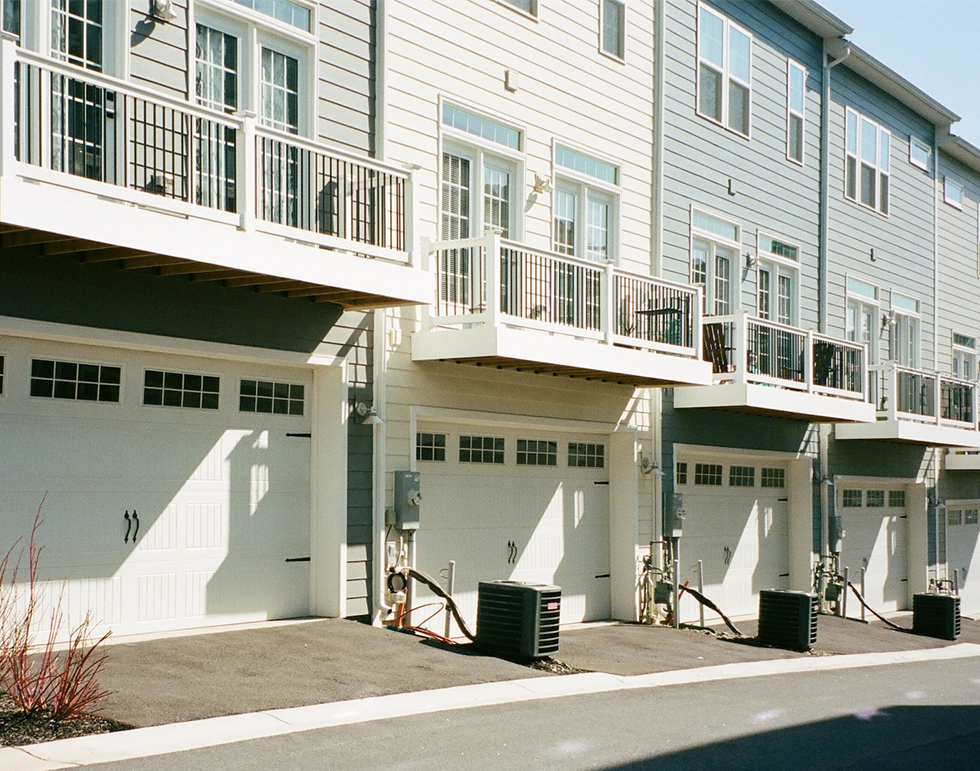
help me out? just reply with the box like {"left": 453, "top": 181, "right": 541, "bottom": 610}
{"left": 778, "top": 497, "right": 788, "bottom": 502}
{"left": 900, "top": 515, "right": 907, "bottom": 519}
{"left": 594, "top": 573, "right": 611, "bottom": 579}
{"left": 901, "top": 578, "right": 908, "bottom": 582}
{"left": 286, "top": 432, "right": 312, "bottom": 438}
{"left": 594, "top": 481, "right": 609, "bottom": 485}
{"left": 285, "top": 557, "right": 311, "bottom": 562}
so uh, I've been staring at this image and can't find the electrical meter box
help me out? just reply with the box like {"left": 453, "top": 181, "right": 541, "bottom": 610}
{"left": 393, "top": 471, "right": 422, "bottom": 530}
{"left": 664, "top": 492, "right": 684, "bottom": 538}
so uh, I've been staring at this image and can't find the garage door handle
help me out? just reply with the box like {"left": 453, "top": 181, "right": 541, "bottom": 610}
{"left": 123, "top": 511, "right": 131, "bottom": 543}
{"left": 131, "top": 510, "right": 140, "bottom": 542}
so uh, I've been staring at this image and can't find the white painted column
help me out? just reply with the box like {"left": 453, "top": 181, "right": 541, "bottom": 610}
{"left": 310, "top": 363, "right": 348, "bottom": 617}
{"left": 907, "top": 483, "right": 929, "bottom": 598}
{"left": 787, "top": 457, "right": 814, "bottom": 593}
{"left": 609, "top": 430, "right": 639, "bottom": 620}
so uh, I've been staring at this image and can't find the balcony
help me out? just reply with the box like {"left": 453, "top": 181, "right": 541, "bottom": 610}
{"left": 836, "top": 363, "right": 980, "bottom": 446}
{"left": 673, "top": 312, "right": 875, "bottom": 422}
{"left": 0, "top": 39, "right": 429, "bottom": 308}
{"left": 412, "top": 232, "right": 712, "bottom": 386}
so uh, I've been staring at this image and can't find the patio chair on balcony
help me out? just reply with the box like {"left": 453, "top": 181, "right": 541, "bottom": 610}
{"left": 703, "top": 323, "right": 734, "bottom": 375}
{"left": 813, "top": 340, "right": 836, "bottom": 388}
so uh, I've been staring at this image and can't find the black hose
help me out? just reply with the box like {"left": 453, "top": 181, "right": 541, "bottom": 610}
{"left": 846, "top": 581, "right": 911, "bottom": 632}
{"left": 680, "top": 584, "right": 744, "bottom": 637}
{"left": 405, "top": 567, "right": 477, "bottom": 642}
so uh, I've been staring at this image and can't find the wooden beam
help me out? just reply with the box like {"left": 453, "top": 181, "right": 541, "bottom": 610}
{"left": 257, "top": 280, "right": 311, "bottom": 293}
{"left": 43, "top": 239, "right": 107, "bottom": 255}
{"left": 192, "top": 269, "right": 259, "bottom": 283}
{"left": 123, "top": 255, "right": 182, "bottom": 269}
{"left": 225, "top": 275, "right": 293, "bottom": 288}
{"left": 82, "top": 248, "right": 154, "bottom": 263}
{"left": 1, "top": 230, "right": 73, "bottom": 248}
{"left": 0, "top": 224, "right": 28, "bottom": 234}
{"left": 158, "top": 262, "right": 227, "bottom": 277}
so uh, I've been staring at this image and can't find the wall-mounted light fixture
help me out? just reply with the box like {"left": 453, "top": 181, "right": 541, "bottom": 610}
{"left": 880, "top": 312, "right": 895, "bottom": 331}
{"left": 150, "top": 0, "right": 178, "bottom": 21}
{"left": 640, "top": 456, "right": 664, "bottom": 476}
{"left": 354, "top": 402, "right": 384, "bottom": 425}
{"left": 532, "top": 174, "right": 553, "bottom": 195}
{"left": 745, "top": 252, "right": 758, "bottom": 269}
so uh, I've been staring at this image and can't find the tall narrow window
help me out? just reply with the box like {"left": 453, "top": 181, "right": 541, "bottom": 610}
{"left": 51, "top": 0, "right": 103, "bottom": 71}
{"left": 697, "top": 4, "right": 752, "bottom": 137}
{"left": 195, "top": 25, "right": 238, "bottom": 211}
{"left": 945, "top": 177, "right": 964, "bottom": 209}
{"left": 553, "top": 145, "right": 620, "bottom": 262}
{"left": 3, "top": 0, "right": 21, "bottom": 36}
{"left": 891, "top": 294, "right": 920, "bottom": 368}
{"left": 692, "top": 210, "right": 739, "bottom": 316}
{"left": 196, "top": 25, "right": 238, "bottom": 114}
{"left": 952, "top": 333, "right": 976, "bottom": 380}
{"left": 846, "top": 277, "right": 879, "bottom": 364}
{"left": 483, "top": 163, "right": 512, "bottom": 237}
{"left": 601, "top": 0, "right": 625, "bottom": 59}
{"left": 787, "top": 61, "right": 805, "bottom": 164}
{"left": 261, "top": 47, "right": 299, "bottom": 134}
{"left": 845, "top": 108, "right": 890, "bottom": 215}
{"left": 757, "top": 234, "right": 799, "bottom": 325}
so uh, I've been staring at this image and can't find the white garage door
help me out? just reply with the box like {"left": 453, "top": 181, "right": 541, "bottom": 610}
{"left": 838, "top": 486, "right": 908, "bottom": 614}
{"left": 414, "top": 422, "right": 610, "bottom": 631}
{"left": 0, "top": 336, "right": 313, "bottom": 638}
{"left": 946, "top": 505, "right": 980, "bottom": 616}
{"left": 675, "top": 457, "right": 789, "bottom": 623}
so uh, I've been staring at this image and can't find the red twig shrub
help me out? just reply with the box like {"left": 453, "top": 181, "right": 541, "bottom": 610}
{"left": 0, "top": 499, "right": 112, "bottom": 719}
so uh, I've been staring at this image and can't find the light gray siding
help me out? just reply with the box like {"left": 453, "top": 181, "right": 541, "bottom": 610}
{"left": 318, "top": 1, "right": 375, "bottom": 155}
{"left": 825, "top": 65, "right": 937, "bottom": 363}
{"left": 130, "top": 2, "right": 189, "bottom": 98}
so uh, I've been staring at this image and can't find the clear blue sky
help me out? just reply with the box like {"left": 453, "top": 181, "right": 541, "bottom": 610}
{"left": 817, "top": 0, "right": 980, "bottom": 147}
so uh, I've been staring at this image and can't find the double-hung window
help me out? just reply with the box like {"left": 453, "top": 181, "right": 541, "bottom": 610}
{"left": 786, "top": 61, "right": 805, "bottom": 164}
{"left": 756, "top": 234, "right": 799, "bottom": 325}
{"left": 952, "top": 333, "right": 976, "bottom": 380}
{"left": 552, "top": 145, "right": 620, "bottom": 262}
{"left": 890, "top": 293, "right": 920, "bottom": 368}
{"left": 601, "top": 0, "right": 625, "bottom": 60}
{"left": 697, "top": 3, "right": 752, "bottom": 137}
{"left": 691, "top": 209, "right": 739, "bottom": 316}
{"left": 909, "top": 136, "right": 931, "bottom": 171}
{"left": 845, "top": 108, "right": 890, "bottom": 215}
{"left": 845, "top": 276, "right": 879, "bottom": 364}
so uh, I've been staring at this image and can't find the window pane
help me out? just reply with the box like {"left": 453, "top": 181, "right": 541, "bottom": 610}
{"left": 483, "top": 165, "right": 510, "bottom": 238}
{"left": 554, "top": 188, "right": 576, "bottom": 255}
{"left": 789, "top": 114, "right": 803, "bottom": 162}
{"left": 846, "top": 110, "right": 858, "bottom": 155}
{"left": 692, "top": 240, "right": 708, "bottom": 288}
{"left": 699, "top": 8, "right": 724, "bottom": 66}
{"left": 586, "top": 196, "right": 609, "bottom": 262}
{"left": 442, "top": 103, "right": 520, "bottom": 150}
{"left": 728, "top": 81, "right": 749, "bottom": 135}
{"left": 699, "top": 65, "right": 722, "bottom": 121}
{"left": 861, "top": 119, "right": 877, "bottom": 164}
{"left": 692, "top": 211, "right": 737, "bottom": 242}
{"left": 758, "top": 267, "right": 771, "bottom": 319}
{"left": 714, "top": 249, "right": 731, "bottom": 315}
{"left": 879, "top": 173, "right": 889, "bottom": 215}
{"left": 789, "top": 65, "right": 804, "bottom": 114}
{"left": 602, "top": 0, "right": 623, "bottom": 58}
{"left": 879, "top": 131, "right": 890, "bottom": 172}
{"left": 728, "top": 27, "right": 750, "bottom": 83}
{"left": 846, "top": 156, "right": 857, "bottom": 200}
{"left": 860, "top": 164, "right": 876, "bottom": 207}
{"left": 555, "top": 146, "right": 618, "bottom": 185}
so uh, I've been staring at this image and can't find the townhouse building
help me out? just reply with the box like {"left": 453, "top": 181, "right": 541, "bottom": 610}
{"left": 2, "top": 0, "right": 979, "bottom": 643}
{"left": 0, "top": 0, "right": 429, "bottom": 636}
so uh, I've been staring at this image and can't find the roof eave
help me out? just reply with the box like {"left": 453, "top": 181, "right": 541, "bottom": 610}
{"left": 767, "top": 0, "right": 852, "bottom": 38}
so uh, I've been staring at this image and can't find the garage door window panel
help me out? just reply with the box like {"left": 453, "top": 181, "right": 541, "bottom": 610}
{"left": 30, "top": 358, "right": 120, "bottom": 403}
{"left": 239, "top": 379, "right": 303, "bottom": 415}
{"left": 842, "top": 489, "right": 862, "bottom": 507}
{"left": 459, "top": 435, "right": 504, "bottom": 464}
{"left": 0, "top": 354, "right": 4, "bottom": 394}
{"left": 416, "top": 432, "right": 447, "bottom": 462}
{"left": 676, "top": 462, "right": 688, "bottom": 485}
{"left": 517, "top": 439, "right": 557, "bottom": 466}
{"left": 729, "top": 465, "right": 755, "bottom": 487}
{"left": 144, "top": 370, "right": 219, "bottom": 410}
{"left": 866, "top": 489, "right": 885, "bottom": 508}
{"left": 568, "top": 443, "right": 604, "bottom": 468}
{"left": 694, "top": 463, "right": 722, "bottom": 485}
{"left": 889, "top": 490, "right": 906, "bottom": 507}
{"left": 761, "top": 467, "right": 784, "bottom": 488}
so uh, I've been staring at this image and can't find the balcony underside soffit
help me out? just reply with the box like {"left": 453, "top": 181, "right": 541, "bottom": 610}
{"left": 0, "top": 224, "right": 412, "bottom": 309}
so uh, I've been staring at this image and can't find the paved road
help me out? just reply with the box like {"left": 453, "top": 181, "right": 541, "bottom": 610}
{"left": 72, "top": 657, "right": 980, "bottom": 771}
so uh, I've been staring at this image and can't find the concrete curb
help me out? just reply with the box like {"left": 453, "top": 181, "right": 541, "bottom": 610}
{"left": 3, "top": 642, "right": 979, "bottom": 771}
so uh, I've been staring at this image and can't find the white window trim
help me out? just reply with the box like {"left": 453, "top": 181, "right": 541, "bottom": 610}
{"left": 845, "top": 273, "right": 880, "bottom": 364}
{"left": 696, "top": 2, "right": 753, "bottom": 140}
{"left": 691, "top": 206, "right": 741, "bottom": 316}
{"left": 551, "top": 140, "right": 622, "bottom": 262}
{"left": 494, "top": 0, "right": 539, "bottom": 21}
{"left": 194, "top": 2, "right": 317, "bottom": 138}
{"left": 952, "top": 332, "right": 977, "bottom": 381}
{"left": 909, "top": 135, "right": 931, "bottom": 171}
{"left": 844, "top": 107, "right": 891, "bottom": 217}
{"left": 944, "top": 177, "right": 964, "bottom": 210}
{"left": 599, "top": 0, "right": 627, "bottom": 63}
{"left": 756, "top": 231, "right": 800, "bottom": 325}
{"left": 786, "top": 60, "right": 806, "bottom": 166}
{"left": 438, "top": 100, "right": 527, "bottom": 243}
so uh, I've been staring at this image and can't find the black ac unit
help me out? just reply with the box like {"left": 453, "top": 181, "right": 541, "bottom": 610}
{"left": 757, "top": 589, "right": 818, "bottom": 651}
{"left": 475, "top": 581, "right": 561, "bottom": 659}
{"left": 912, "top": 593, "right": 960, "bottom": 640}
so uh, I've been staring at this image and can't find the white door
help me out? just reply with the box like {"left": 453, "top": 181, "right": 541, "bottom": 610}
{"left": 946, "top": 505, "right": 980, "bottom": 616}
{"left": 675, "top": 458, "right": 790, "bottom": 623}
{"left": 838, "top": 486, "right": 908, "bottom": 613}
{"left": 414, "top": 423, "right": 610, "bottom": 631}
{"left": 0, "top": 336, "right": 313, "bottom": 638}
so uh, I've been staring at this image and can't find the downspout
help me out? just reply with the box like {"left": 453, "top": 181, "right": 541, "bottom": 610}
{"left": 933, "top": 129, "right": 940, "bottom": 373}
{"left": 371, "top": 0, "right": 392, "bottom": 624}
{"left": 818, "top": 39, "right": 849, "bottom": 591}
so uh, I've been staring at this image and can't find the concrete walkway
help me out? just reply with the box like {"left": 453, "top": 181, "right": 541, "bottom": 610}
{"left": 2, "top": 613, "right": 979, "bottom": 770}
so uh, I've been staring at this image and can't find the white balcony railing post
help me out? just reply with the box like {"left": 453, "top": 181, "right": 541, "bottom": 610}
{"left": 693, "top": 286, "right": 704, "bottom": 359}
{"left": 934, "top": 374, "right": 942, "bottom": 425}
{"left": 419, "top": 236, "right": 432, "bottom": 331}
{"left": 805, "top": 329, "right": 814, "bottom": 393}
{"left": 485, "top": 230, "right": 500, "bottom": 330}
{"left": 887, "top": 365, "right": 898, "bottom": 421}
{"left": 404, "top": 164, "right": 420, "bottom": 267}
{"left": 238, "top": 110, "right": 257, "bottom": 233}
{"left": 734, "top": 311, "right": 748, "bottom": 385}
{"left": 973, "top": 382, "right": 979, "bottom": 431}
{"left": 602, "top": 261, "right": 615, "bottom": 345}
{"left": 0, "top": 34, "right": 17, "bottom": 178}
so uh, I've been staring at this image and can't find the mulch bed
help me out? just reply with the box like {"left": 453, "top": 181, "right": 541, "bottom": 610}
{"left": 0, "top": 694, "right": 132, "bottom": 748}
